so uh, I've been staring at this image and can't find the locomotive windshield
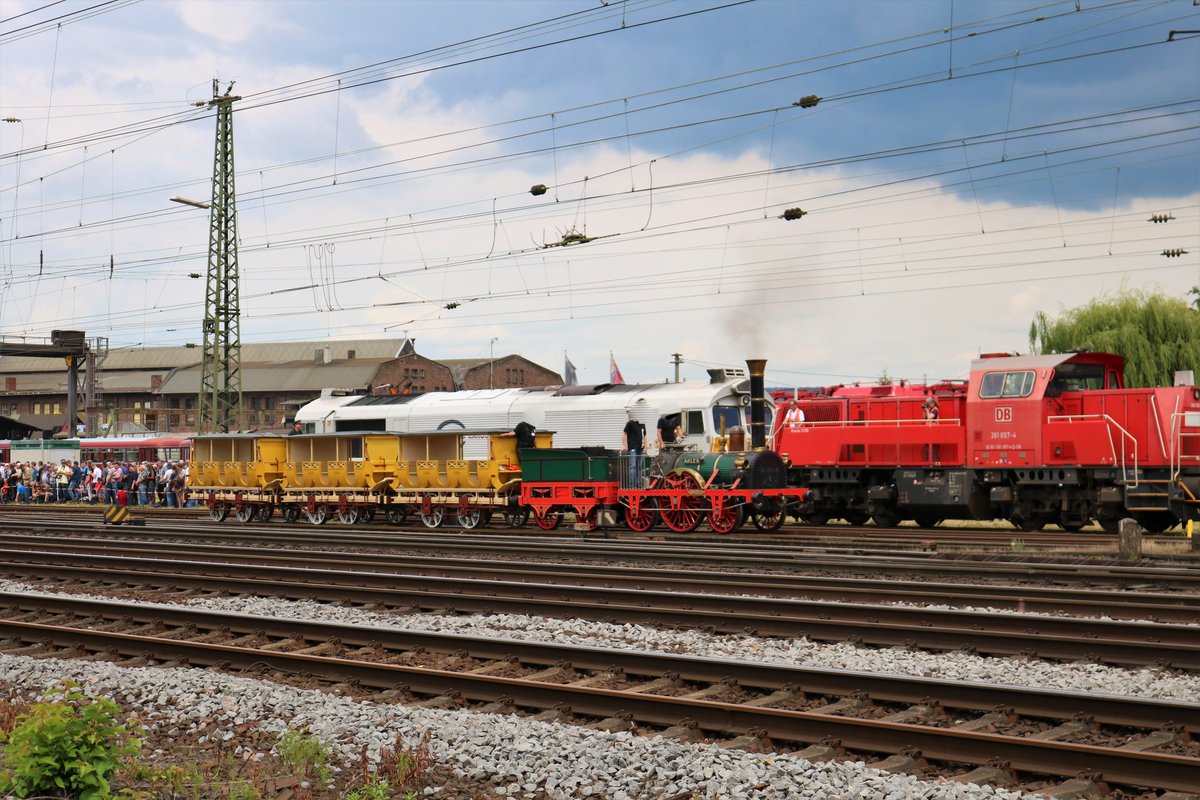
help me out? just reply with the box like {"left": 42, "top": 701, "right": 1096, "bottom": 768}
{"left": 980, "top": 370, "right": 1035, "bottom": 399}
{"left": 712, "top": 406, "right": 741, "bottom": 434}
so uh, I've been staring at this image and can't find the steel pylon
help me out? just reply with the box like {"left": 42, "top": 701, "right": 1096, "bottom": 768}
{"left": 198, "top": 79, "right": 243, "bottom": 433}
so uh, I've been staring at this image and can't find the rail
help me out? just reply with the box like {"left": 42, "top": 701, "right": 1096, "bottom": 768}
{"left": 1170, "top": 410, "right": 1200, "bottom": 481}
{"left": 1046, "top": 414, "right": 1138, "bottom": 487}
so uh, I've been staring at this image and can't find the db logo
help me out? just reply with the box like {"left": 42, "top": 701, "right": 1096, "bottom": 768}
{"left": 994, "top": 406, "right": 1013, "bottom": 423}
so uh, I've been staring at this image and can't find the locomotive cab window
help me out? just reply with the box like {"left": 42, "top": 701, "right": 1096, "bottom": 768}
{"left": 684, "top": 410, "right": 705, "bottom": 435}
{"left": 1046, "top": 363, "right": 1104, "bottom": 395}
{"left": 980, "top": 370, "right": 1035, "bottom": 399}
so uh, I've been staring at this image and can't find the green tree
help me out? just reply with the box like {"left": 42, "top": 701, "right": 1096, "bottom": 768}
{"left": 1028, "top": 289, "right": 1200, "bottom": 388}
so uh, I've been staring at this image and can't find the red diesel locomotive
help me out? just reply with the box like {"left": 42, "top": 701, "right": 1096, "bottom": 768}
{"left": 774, "top": 351, "right": 1200, "bottom": 532}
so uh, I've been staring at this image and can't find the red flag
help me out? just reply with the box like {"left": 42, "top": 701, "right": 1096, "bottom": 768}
{"left": 609, "top": 353, "right": 625, "bottom": 385}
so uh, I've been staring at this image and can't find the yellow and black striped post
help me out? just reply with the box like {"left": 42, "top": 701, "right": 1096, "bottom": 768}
{"left": 103, "top": 505, "right": 130, "bottom": 525}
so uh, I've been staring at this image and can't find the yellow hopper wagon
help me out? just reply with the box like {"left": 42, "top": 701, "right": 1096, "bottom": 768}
{"left": 189, "top": 429, "right": 548, "bottom": 527}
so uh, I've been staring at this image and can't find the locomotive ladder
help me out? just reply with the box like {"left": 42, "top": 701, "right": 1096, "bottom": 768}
{"left": 1169, "top": 410, "right": 1200, "bottom": 514}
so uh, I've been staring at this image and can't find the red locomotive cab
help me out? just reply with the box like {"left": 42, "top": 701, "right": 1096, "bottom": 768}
{"left": 969, "top": 352, "right": 1131, "bottom": 470}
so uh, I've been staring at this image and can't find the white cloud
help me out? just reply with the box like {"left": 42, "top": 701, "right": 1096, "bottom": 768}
{"left": 178, "top": 0, "right": 289, "bottom": 44}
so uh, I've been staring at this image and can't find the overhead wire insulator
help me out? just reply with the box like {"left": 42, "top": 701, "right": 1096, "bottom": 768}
{"left": 1148, "top": 213, "right": 1175, "bottom": 223}
{"left": 780, "top": 207, "right": 808, "bottom": 221}
{"left": 188, "top": 272, "right": 201, "bottom": 279}
{"left": 1161, "top": 248, "right": 1188, "bottom": 258}
{"left": 445, "top": 302, "right": 460, "bottom": 310}
{"left": 530, "top": 184, "right": 548, "bottom": 196}
{"left": 793, "top": 95, "right": 821, "bottom": 109}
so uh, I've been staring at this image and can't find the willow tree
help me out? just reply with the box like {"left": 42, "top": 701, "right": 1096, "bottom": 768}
{"left": 1028, "top": 289, "right": 1200, "bottom": 388}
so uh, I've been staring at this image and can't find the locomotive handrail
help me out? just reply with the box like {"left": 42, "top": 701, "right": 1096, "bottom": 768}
{"left": 790, "top": 418, "right": 963, "bottom": 427}
{"left": 1169, "top": 411, "right": 1200, "bottom": 481}
{"left": 1046, "top": 414, "right": 1138, "bottom": 487}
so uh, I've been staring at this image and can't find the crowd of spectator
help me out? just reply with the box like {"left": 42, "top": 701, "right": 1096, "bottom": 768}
{"left": 0, "top": 459, "right": 190, "bottom": 507}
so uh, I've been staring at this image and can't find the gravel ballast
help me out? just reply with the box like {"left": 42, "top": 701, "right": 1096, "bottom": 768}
{"left": 0, "top": 653, "right": 1042, "bottom": 800}
{"left": 1, "top": 579, "right": 1194, "bottom": 702}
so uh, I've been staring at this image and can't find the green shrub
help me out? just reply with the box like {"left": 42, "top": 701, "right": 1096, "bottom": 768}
{"left": 277, "top": 728, "right": 331, "bottom": 787}
{"left": 0, "top": 682, "right": 141, "bottom": 800}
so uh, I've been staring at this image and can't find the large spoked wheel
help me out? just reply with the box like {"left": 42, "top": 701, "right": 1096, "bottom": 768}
{"left": 534, "top": 509, "right": 561, "bottom": 530}
{"left": 209, "top": 502, "right": 230, "bottom": 522}
{"left": 281, "top": 505, "right": 300, "bottom": 523}
{"left": 503, "top": 506, "right": 530, "bottom": 528}
{"left": 385, "top": 506, "right": 409, "bottom": 525}
{"left": 337, "top": 507, "right": 361, "bottom": 525}
{"left": 420, "top": 506, "right": 445, "bottom": 528}
{"left": 307, "top": 504, "right": 330, "bottom": 525}
{"left": 254, "top": 504, "right": 274, "bottom": 522}
{"left": 660, "top": 473, "right": 704, "bottom": 533}
{"left": 235, "top": 505, "right": 255, "bottom": 524}
{"left": 707, "top": 504, "right": 744, "bottom": 534}
{"left": 458, "top": 507, "right": 484, "bottom": 529}
{"left": 752, "top": 506, "right": 786, "bottom": 532}
{"left": 625, "top": 505, "right": 657, "bottom": 532}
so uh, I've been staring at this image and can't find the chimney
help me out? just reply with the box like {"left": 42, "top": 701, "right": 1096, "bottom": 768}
{"left": 746, "top": 358, "right": 767, "bottom": 450}
{"left": 314, "top": 349, "right": 325, "bottom": 365}
{"left": 324, "top": 346, "right": 332, "bottom": 364}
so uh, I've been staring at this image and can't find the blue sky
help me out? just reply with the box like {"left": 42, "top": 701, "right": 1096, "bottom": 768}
{"left": 0, "top": 0, "right": 1197, "bottom": 388}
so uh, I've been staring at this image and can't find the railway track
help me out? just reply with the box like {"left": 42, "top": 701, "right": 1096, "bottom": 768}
{"left": 1, "top": 532, "right": 1199, "bottom": 620}
{"left": 2, "top": 544, "right": 1198, "bottom": 668}
{"left": 0, "top": 504, "right": 1192, "bottom": 553}
{"left": 4, "top": 517, "right": 1200, "bottom": 589}
{"left": 1, "top": 591, "right": 1196, "bottom": 795}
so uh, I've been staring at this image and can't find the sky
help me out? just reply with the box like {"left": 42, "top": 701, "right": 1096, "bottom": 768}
{"left": 0, "top": 0, "right": 1197, "bottom": 389}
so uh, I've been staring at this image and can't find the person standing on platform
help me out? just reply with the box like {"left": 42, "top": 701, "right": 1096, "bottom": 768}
{"left": 621, "top": 412, "right": 647, "bottom": 488}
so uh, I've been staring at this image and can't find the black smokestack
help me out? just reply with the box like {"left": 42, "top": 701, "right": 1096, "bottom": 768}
{"left": 746, "top": 358, "right": 766, "bottom": 450}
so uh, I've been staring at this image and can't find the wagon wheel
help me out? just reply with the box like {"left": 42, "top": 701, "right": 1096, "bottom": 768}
{"left": 337, "top": 507, "right": 361, "bottom": 525}
{"left": 477, "top": 510, "right": 493, "bottom": 528}
{"left": 235, "top": 505, "right": 255, "bottom": 524}
{"left": 843, "top": 511, "right": 869, "bottom": 527}
{"left": 503, "top": 506, "right": 529, "bottom": 528}
{"left": 457, "top": 507, "right": 484, "bottom": 529}
{"left": 912, "top": 514, "right": 942, "bottom": 529}
{"left": 707, "top": 504, "right": 744, "bottom": 534}
{"left": 1096, "top": 515, "right": 1119, "bottom": 534}
{"left": 1058, "top": 515, "right": 1086, "bottom": 533}
{"left": 1009, "top": 511, "right": 1047, "bottom": 532}
{"left": 752, "top": 507, "right": 785, "bottom": 532}
{"left": 254, "top": 504, "right": 274, "bottom": 522}
{"left": 660, "top": 472, "right": 703, "bottom": 533}
{"left": 209, "top": 502, "right": 230, "bottom": 522}
{"left": 625, "top": 505, "right": 657, "bottom": 532}
{"left": 1134, "top": 512, "right": 1175, "bottom": 534}
{"left": 798, "top": 513, "right": 829, "bottom": 527}
{"left": 281, "top": 505, "right": 300, "bottom": 524}
{"left": 576, "top": 509, "right": 599, "bottom": 532}
{"left": 361, "top": 507, "right": 376, "bottom": 523}
{"left": 870, "top": 510, "right": 901, "bottom": 529}
{"left": 385, "top": 506, "right": 408, "bottom": 525}
{"left": 534, "top": 509, "right": 561, "bottom": 530}
{"left": 420, "top": 505, "right": 445, "bottom": 528}
{"left": 307, "top": 504, "right": 330, "bottom": 525}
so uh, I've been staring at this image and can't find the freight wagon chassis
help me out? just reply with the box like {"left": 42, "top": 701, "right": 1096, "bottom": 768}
{"left": 197, "top": 487, "right": 514, "bottom": 529}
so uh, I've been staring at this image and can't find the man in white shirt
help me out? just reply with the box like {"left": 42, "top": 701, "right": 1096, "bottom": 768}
{"left": 783, "top": 399, "right": 805, "bottom": 429}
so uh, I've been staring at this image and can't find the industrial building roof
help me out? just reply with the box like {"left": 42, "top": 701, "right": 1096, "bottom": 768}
{"left": 156, "top": 358, "right": 393, "bottom": 394}
{"left": 0, "top": 338, "right": 413, "bottom": 374}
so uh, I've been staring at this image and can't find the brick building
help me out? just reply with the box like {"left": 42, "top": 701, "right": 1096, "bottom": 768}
{"left": 0, "top": 338, "right": 561, "bottom": 436}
